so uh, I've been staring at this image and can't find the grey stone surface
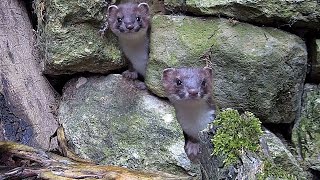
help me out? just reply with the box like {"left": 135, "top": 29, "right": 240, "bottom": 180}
{"left": 36, "top": 0, "right": 124, "bottom": 75}
{"left": 59, "top": 74, "right": 197, "bottom": 177}
{"left": 292, "top": 84, "right": 320, "bottom": 169}
{"left": 146, "top": 15, "right": 307, "bottom": 123}
{"left": 165, "top": 0, "right": 320, "bottom": 29}
{"left": 310, "top": 39, "right": 320, "bottom": 82}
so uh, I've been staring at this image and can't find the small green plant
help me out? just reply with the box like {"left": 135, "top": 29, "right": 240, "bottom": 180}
{"left": 212, "top": 109, "right": 263, "bottom": 166}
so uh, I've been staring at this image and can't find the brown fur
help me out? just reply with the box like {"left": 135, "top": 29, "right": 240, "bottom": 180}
{"left": 108, "top": 3, "right": 150, "bottom": 36}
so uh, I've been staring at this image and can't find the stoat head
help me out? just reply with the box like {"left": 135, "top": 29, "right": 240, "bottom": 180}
{"left": 107, "top": 2, "right": 150, "bottom": 40}
{"left": 162, "top": 67, "right": 213, "bottom": 103}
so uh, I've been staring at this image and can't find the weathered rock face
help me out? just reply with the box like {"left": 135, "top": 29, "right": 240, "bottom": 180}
{"left": 118, "top": 0, "right": 165, "bottom": 14}
{"left": 262, "top": 130, "right": 307, "bottom": 179}
{"left": 59, "top": 74, "right": 196, "bottom": 177}
{"left": 318, "top": 39, "right": 320, "bottom": 62}
{"left": 146, "top": 15, "right": 307, "bottom": 123}
{"left": 292, "top": 84, "right": 320, "bottom": 171}
{"left": 36, "top": 0, "right": 124, "bottom": 75}
{"left": 310, "top": 39, "right": 320, "bottom": 82}
{"left": 165, "top": 0, "right": 320, "bottom": 29}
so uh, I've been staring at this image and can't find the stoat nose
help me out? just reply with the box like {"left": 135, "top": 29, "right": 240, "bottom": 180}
{"left": 188, "top": 89, "right": 199, "bottom": 97}
{"left": 126, "top": 24, "right": 134, "bottom": 30}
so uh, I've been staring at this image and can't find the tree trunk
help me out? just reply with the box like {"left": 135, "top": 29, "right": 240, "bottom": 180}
{"left": 0, "top": 0, "right": 59, "bottom": 149}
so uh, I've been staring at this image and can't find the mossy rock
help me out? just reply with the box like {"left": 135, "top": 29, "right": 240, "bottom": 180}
{"left": 260, "top": 130, "right": 308, "bottom": 179}
{"left": 58, "top": 75, "right": 197, "bottom": 177}
{"left": 165, "top": 0, "right": 320, "bottom": 29}
{"left": 199, "top": 109, "right": 308, "bottom": 179}
{"left": 35, "top": 0, "right": 124, "bottom": 75}
{"left": 292, "top": 84, "right": 320, "bottom": 169}
{"left": 212, "top": 109, "right": 262, "bottom": 166}
{"left": 147, "top": 15, "right": 307, "bottom": 123}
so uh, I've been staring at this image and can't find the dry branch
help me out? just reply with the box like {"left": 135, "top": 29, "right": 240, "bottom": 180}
{"left": 0, "top": 141, "right": 191, "bottom": 180}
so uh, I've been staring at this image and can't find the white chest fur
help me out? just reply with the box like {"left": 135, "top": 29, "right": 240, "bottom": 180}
{"left": 119, "top": 36, "right": 149, "bottom": 77}
{"left": 174, "top": 100, "right": 215, "bottom": 141}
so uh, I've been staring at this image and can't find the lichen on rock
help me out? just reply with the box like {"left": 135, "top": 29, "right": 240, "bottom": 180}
{"left": 35, "top": 0, "right": 124, "bottom": 75}
{"left": 164, "top": 0, "right": 320, "bottom": 29}
{"left": 58, "top": 74, "right": 197, "bottom": 176}
{"left": 292, "top": 84, "right": 320, "bottom": 171}
{"left": 310, "top": 39, "right": 320, "bottom": 82}
{"left": 147, "top": 15, "right": 307, "bottom": 124}
{"left": 260, "top": 130, "right": 308, "bottom": 179}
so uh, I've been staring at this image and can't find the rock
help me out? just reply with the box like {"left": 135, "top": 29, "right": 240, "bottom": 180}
{"left": 118, "top": 0, "right": 165, "bottom": 14}
{"left": 146, "top": 15, "right": 307, "bottom": 123}
{"left": 261, "top": 129, "right": 307, "bottom": 179}
{"left": 165, "top": 0, "right": 320, "bottom": 29}
{"left": 310, "top": 39, "right": 320, "bottom": 82}
{"left": 35, "top": 0, "right": 124, "bottom": 75}
{"left": 292, "top": 84, "right": 320, "bottom": 169}
{"left": 59, "top": 74, "right": 197, "bottom": 177}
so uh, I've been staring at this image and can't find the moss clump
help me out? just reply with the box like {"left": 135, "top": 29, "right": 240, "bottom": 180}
{"left": 212, "top": 109, "right": 263, "bottom": 166}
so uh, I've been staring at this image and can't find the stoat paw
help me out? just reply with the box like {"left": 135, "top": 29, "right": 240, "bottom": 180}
{"left": 185, "top": 141, "right": 200, "bottom": 162}
{"left": 134, "top": 81, "right": 147, "bottom": 90}
{"left": 122, "top": 70, "right": 138, "bottom": 80}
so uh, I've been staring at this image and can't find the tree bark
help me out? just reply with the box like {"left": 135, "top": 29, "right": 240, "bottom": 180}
{"left": 0, "top": 0, "right": 59, "bottom": 149}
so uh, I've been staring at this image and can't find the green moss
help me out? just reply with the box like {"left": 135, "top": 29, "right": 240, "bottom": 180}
{"left": 212, "top": 109, "right": 263, "bottom": 166}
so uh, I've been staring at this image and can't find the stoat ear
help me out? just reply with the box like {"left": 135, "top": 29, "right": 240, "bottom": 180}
{"left": 138, "top": 3, "right": 150, "bottom": 15}
{"left": 162, "top": 68, "right": 176, "bottom": 80}
{"left": 203, "top": 67, "right": 213, "bottom": 77}
{"left": 107, "top": 5, "right": 118, "bottom": 18}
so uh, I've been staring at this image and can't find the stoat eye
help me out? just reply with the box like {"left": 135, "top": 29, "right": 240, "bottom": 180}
{"left": 201, "top": 79, "right": 206, "bottom": 87}
{"left": 176, "top": 79, "right": 182, "bottom": 86}
{"left": 117, "top": 17, "right": 122, "bottom": 23}
{"left": 136, "top": 16, "right": 141, "bottom": 21}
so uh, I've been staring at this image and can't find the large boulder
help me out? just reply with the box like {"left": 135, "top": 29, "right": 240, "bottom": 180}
{"left": 58, "top": 74, "right": 197, "bottom": 177}
{"left": 164, "top": 0, "right": 320, "bottom": 29}
{"left": 146, "top": 15, "right": 307, "bottom": 123}
{"left": 292, "top": 84, "right": 320, "bottom": 171}
{"left": 35, "top": 0, "right": 124, "bottom": 75}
